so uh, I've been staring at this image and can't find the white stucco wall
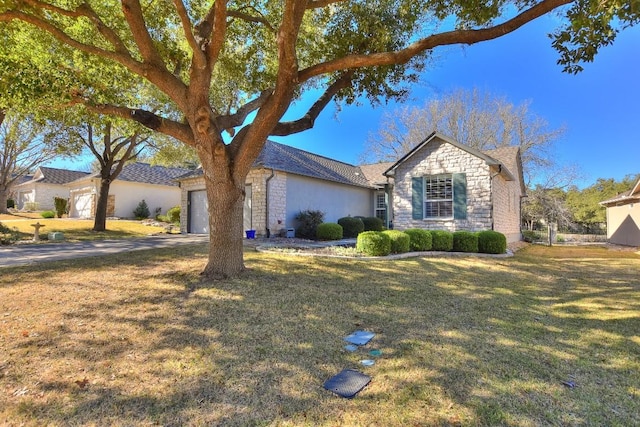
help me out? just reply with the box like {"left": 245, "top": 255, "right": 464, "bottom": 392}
{"left": 15, "top": 183, "right": 70, "bottom": 210}
{"left": 108, "top": 181, "right": 180, "bottom": 218}
{"left": 285, "top": 174, "right": 373, "bottom": 225}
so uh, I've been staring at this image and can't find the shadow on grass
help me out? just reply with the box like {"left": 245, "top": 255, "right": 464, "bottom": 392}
{"left": 2, "top": 245, "right": 639, "bottom": 426}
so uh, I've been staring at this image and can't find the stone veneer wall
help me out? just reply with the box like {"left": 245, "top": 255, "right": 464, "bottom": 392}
{"left": 491, "top": 173, "right": 523, "bottom": 242}
{"left": 393, "top": 139, "right": 493, "bottom": 232}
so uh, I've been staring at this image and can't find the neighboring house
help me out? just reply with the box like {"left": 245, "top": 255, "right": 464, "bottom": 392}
{"left": 599, "top": 176, "right": 640, "bottom": 246}
{"left": 177, "top": 140, "right": 388, "bottom": 235}
{"left": 383, "top": 132, "right": 526, "bottom": 243}
{"left": 67, "top": 162, "right": 189, "bottom": 219}
{"left": 12, "top": 167, "right": 90, "bottom": 211}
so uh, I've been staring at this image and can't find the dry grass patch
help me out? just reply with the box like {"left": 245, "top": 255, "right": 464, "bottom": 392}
{"left": 0, "top": 218, "right": 166, "bottom": 241}
{"left": 1, "top": 245, "right": 638, "bottom": 426}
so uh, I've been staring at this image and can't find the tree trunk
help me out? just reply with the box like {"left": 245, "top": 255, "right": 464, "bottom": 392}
{"left": 93, "top": 179, "right": 111, "bottom": 232}
{"left": 201, "top": 174, "right": 246, "bottom": 279}
{"left": 0, "top": 186, "right": 8, "bottom": 214}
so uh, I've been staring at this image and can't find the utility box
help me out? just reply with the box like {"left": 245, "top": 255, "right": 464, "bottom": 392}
{"left": 48, "top": 232, "right": 64, "bottom": 241}
{"left": 286, "top": 228, "right": 295, "bottom": 238}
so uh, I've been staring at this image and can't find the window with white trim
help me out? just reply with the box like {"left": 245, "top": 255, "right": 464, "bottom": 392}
{"left": 374, "top": 192, "right": 387, "bottom": 222}
{"left": 424, "top": 174, "right": 453, "bottom": 218}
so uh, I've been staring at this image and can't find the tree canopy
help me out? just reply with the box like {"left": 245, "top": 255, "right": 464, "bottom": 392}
{"left": 1, "top": 0, "right": 637, "bottom": 277}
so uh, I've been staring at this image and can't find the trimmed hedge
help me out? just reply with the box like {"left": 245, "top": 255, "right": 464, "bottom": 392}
{"left": 477, "top": 230, "right": 507, "bottom": 254}
{"left": 40, "top": 210, "right": 55, "bottom": 219}
{"left": 337, "top": 216, "right": 364, "bottom": 238}
{"left": 382, "top": 230, "right": 410, "bottom": 254}
{"left": 361, "top": 216, "right": 384, "bottom": 231}
{"left": 453, "top": 231, "right": 479, "bottom": 253}
{"left": 356, "top": 231, "right": 391, "bottom": 256}
{"left": 430, "top": 230, "right": 453, "bottom": 251}
{"left": 404, "top": 228, "right": 433, "bottom": 251}
{"left": 316, "top": 223, "right": 343, "bottom": 240}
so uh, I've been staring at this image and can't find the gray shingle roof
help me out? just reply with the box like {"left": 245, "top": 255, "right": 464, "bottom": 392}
{"left": 36, "top": 167, "right": 89, "bottom": 184}
{"left": 115, "top": 163, "right": 190, "bottom": 186}
{"left": 178, "top": 140, "right": 377, "bottom": 189}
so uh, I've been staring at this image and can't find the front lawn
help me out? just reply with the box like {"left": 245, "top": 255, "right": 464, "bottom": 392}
{"left": 1, "top": 245, "right": 638, "bottom": 426}
{"left": 0, "top": 216, "right": 167, "bottom": 242}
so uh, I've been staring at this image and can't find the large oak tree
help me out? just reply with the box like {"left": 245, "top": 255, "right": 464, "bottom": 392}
{"left": 1, "top": 0, "right": 637, "bottom": 278}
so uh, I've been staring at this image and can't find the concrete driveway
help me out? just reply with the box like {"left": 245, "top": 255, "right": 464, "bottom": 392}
{"left": 0, "top": 234, "right": 209, "bottom": 268}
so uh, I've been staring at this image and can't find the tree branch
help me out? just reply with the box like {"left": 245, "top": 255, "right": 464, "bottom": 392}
{"left": 298, "top": 0, "right": 572, "bottom": 82}
{"left": 120, "top": 0, "right": 165, "bottom": 66}
{"left": 271, "top": 71, "right": 354, "bottom": 136}
{"left": 215, "top": 89, "right": 273, "bottom": 131}
{"left": 227, "top": 8, "right": 276, "bottom": 33}
{"left": 172, "top": 0, "right": 206, "bottom": 67}
{"left": 306, "top": 0, "right": 345, "bottom": 9}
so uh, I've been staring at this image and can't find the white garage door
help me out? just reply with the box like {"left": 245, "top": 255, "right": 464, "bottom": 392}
{"left": 73, "top": 192, "right": 94, "bottom": 218}
{"left": 189, "top": 186, "right": 252, "bottom": 234}
{"left": 189, "top": 190, "right": 209, "bottom": 234}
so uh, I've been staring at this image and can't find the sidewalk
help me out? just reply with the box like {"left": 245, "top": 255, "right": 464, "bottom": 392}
{"left": 0, "top": 234, "right": 209, "bottom": 268}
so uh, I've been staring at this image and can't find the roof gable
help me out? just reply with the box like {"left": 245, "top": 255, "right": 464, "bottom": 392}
{"left": 600, "top": 175, "right": 640, "bottom": 206}
{"left": 16, "top": 166, "right": 89, "bottom": 186}
{"left": 383, "top": 132, "right": 521, "bottom": 184}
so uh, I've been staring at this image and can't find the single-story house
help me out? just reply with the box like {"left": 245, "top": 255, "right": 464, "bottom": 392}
{"left": 177, "top": 140, "right": 389, "bottom": 235}
{"left": 178, "top": 135, "right": 525, "bottom": 243}
{"left": 599, "top": 175, "right": 640, "bottom": 246}
{"left": 12, "top": 167, "right": 90, "bottom": 211}
{"left": 383, "top": 132, "right": 526, "bottom": 243}
{"left": 67, "top": 162, "right": 189, "bottom": 219}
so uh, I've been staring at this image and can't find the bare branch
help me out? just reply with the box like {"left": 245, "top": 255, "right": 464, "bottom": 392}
{"left": 298, "top": 0, "right": 572, "bottom": 82}
{"left": 215, "top": 90, "right": 273, "bottom": 131}
{"left": 271, "top": 71, "right": 354, "bottom": 136}
{"left": 172, "top": 0, "right": 206, "bottom": 66}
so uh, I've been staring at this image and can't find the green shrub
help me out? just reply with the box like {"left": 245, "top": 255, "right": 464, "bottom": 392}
{"left": 40, "top": 210, "right": 55, "bottom": 219}
{"left": 382, "top": 230, "right": 410, "bottom": 253}
{"left": 167, "top": 205, "right": 181, "bottom": 224}
{"left": 404, "top": 228, "right": 433, "bottom": 251}
{"left": 337, "top": 216, "right": 364, "bottom": 238}
{"left": 6, "top": 199, "right": 15, "bottom": 209}
{"left": 522, "top": 230, "right": 542, "bottom": 243}
{"left": 453, "top": 231, "right": 479, "bottom": 253}
{"left": 295, "top": 209, "right": 324, "bottom": 239}
{"left": 316, "top": 223, "right": 343, "bottom": 240}
{"left": 133, "top": 199, "right": 150, "bottom": 219}
{"left": 356, "top": 231, "right": 391, "bottom": 256}
{"left": 362, "top": 216, "right": 384, "bottom": 231}
{"left": 54, "top": 197, "right": 67, "bottom": 218}
{"left": 477, "top": 230, "right": 507, "bottom": 254}
{"left": 430, "top": 230, "right": 453, "bottom": 251}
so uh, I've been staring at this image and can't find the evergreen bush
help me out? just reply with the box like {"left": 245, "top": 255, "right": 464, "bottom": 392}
{"left": 167, "top": 205, "right": 181, "bottom": 224}
{"left": 477, "top": 230, "right": 507, "bottom": 254}
{"left": 453, "top": 231, "right": 479, "bottom": 253}
{"left": 295, "top": 209, "right": 324, "bottom": 239}
{"left": 133, "top": 199, "right": 150, "bottom": 219}
{"left": 356, "top": 231, "right": 391, "bottom": 256}
{"left": 40, "top": 210, "right": 55, "bottom": 219}
{"left": 316, "top": 223, "right": 343, "bottom": 240}
{"left": 404, "top": 228, "right": 433, "bottom": 251}
{"left": 362, "top": 216, "right": 384, "bottom": 231}
{"left": 522, "top": 230, "right": 542, "bottom": 243}
{"left": 382, "top": 230, "right": 410, "bottom": 253}
{"left": 0, "top": 222, "right": 19, "bottom": 245}
{"left": 54, "top": 197, "right": 67, "bottom": 218}
{"left": 337, "top": 216, "right": 364, "bottom": 238}
{"left": 430, "top": 230, "right": 454, "bottom": 251}
{"left": 6, "top": 199, "right": 15, "bottom": 209}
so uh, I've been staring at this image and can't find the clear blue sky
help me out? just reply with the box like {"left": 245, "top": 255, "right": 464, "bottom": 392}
{"left": 273, "top": 15, "right": 640, "bottom": 188}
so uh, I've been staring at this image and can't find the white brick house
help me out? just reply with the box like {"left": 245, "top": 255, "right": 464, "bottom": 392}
{"left": 384, "top": 132, "right": 525, "bottom": 243}
{"left": 12, "top": 167, "right": 90, "bottom": 211}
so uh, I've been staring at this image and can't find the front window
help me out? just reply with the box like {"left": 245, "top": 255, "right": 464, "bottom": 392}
{"left": 424, "top": 174, "right": 453, "bottom": 218}
{"left": 375, "top": 192, "right": 387, "bottom": 222}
